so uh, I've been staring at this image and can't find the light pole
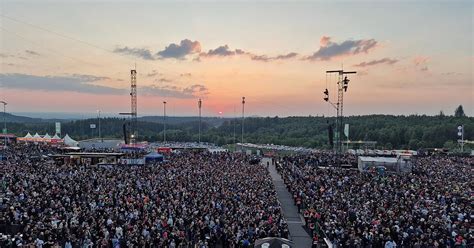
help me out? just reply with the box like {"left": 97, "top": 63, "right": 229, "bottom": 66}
{"left": 233, "top": 105, "right": 236, "bottom": 144}
{"left": 324, "top": 70, "right": 356, "bottom": 167}
{"left": 97, "top": 110, "right": 102, "bottom": 142}
{"left": 241, "top": 97, "right": 245, "bottom": 151}
{"left": 163, "top": 101, "right": 167, "bottom": 143}
{"left": 1, "top": 101, "right": 7, "bottom": 149}
{"left": 458, "top": 125, "right": 464, "bottom": 153}
{"left": 198, "top": 99, "right": 202, "bottom": 144}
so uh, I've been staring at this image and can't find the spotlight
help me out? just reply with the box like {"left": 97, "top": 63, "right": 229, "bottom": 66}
{"left": 343, "top": 76, "right": 350, "bottom": 92}
{"left": 323, "top": 88, "right": 329, "bottom": 101}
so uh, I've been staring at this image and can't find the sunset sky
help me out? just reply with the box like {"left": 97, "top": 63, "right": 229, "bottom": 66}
{"left": 0, "top": 0, "right": 472, "bottom": 117}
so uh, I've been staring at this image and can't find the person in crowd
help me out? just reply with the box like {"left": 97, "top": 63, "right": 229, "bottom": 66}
{"left": 1, "top": 143, "right": 288, "bottom": 247}
{"left": 277, "top": 154, "right": 473, "bottom": 248}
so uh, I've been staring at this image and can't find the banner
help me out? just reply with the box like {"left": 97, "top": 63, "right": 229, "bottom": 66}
{"left": 344, "top": 124, "right": 349, "bottom": 138}
{"left": 55, "top": 122, "right": 61, "bottom": 135}
{"left": 120, "top": 158, "right": 145, "bottom": 165}
{"left": 90, "top": 124, "right": 96, "bottom": 129}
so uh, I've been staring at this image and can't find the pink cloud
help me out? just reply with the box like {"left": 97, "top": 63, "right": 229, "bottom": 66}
{"left": 413, "top": 56, "right": 430, "bottom": 72}
{"left": 320, "top": 36, "right": 331, "bottom": 47}
{"left": 413, "top": 56, "right": 429, "bottom": 66}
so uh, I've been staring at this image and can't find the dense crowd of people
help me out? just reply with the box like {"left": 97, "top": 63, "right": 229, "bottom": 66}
{"left": 278, "top": 155, "right": 473, "bottom": 247}
{"left": 1, "top": 144, "right": 288, "bottom": 247}
{"left": 1, "top": 142, "right": 473, "bottom": 248}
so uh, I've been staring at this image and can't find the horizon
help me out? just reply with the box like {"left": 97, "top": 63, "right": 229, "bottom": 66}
{"left": 9, "top": 109, "right": 472, "bottom": 121}
{"left": 1, "top": 0, "right": 472, "bottom": 117}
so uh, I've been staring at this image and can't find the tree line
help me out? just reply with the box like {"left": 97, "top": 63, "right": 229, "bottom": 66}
{"left": 6, "top": 114, "right": 472, "bottom": 150}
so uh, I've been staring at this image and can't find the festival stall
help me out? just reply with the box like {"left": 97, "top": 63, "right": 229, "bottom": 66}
{"left": 42, "top": 133, "right": 52, "bottom": 143}
{"left": 16, "top": 132, "right": 33, "bottom": 142}
{"left": 0, "top": 134, "right": 16, "bottom": 145}
{"left": 157, "top": 147, "right": 172, "bottom": 154}
{"left": 358, "top": 156, "right": 412, "bottom": 173}
{"left": 63, "top": 134, "right": 79, "bottom": 147}
{"left": 32, "top": 133, "right": 42, "bottom": 142}
{"left": 144, "top": 152, "right": 164, "bottom": 163}
{"left": 50, "top": 134, "right": 63, "bottom": 144}
{"left": 24, "top": 132, "right": 33, "bottom": 141}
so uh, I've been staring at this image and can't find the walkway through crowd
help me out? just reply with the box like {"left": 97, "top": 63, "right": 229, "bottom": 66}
{"left": 268, "top": 162, "right": 312, "bottom": 247}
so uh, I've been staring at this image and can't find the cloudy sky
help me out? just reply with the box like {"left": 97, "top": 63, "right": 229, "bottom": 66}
{"left": 0, "top": 0, "right": 472, "bottom": 117}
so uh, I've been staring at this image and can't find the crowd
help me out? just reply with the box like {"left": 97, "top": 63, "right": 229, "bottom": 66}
{"left": 1, "top": 144, "right": 288, "bottom": 247}
{"left": 278, "top": 155, "right": 473, "bottom": 247}
{"left": 280, "top": 153, "right": 357, "bottom": 168}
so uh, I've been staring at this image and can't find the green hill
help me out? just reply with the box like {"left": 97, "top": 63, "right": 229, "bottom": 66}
{"left": 3, "top": 113, "right": 472, "bottom": 150}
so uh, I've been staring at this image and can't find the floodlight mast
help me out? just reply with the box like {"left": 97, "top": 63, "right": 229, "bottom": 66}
{"left": 198, "top": 99, "right": 202, "bottom": 144}
{"left": 241, "top": 97, "right": 245, "bottom": 151}
{"left": 163, "top": 101, "right": 167, "bottom": 143}
{"left": 119, "top": 68, "right": 138, "bottom": 145}
{"left": 130, "top": 69, "right": 138, "bottom": 144}
{"left": 324, "top": 70, "right": 356, "bottom": 167}
{"left": 1, "top": 101, "right": 7, "bottom": 149}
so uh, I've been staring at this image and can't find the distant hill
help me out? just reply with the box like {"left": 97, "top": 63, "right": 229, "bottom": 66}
{"left": 3, "top": 113, "right": 473, "bottom": 150}
{"left": 139, "top": 116, "right": 228, "bottom": 127}
{"left": 1, "top": 113, "right": 230, "bottom": 126}
{"left": 1, "top": 112, "right": 45, "bottom": 123}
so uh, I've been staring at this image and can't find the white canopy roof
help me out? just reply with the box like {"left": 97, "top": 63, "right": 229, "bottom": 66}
{"left": 52, "top": 134, "right": 61, "bottom": 140}
{"left": 24, "top": 132, "right": 33, "bottom": 138}
{"left": 43, "top": 133, "right": 52, "bottom": 139}
{"left": 33, "top": 133, "right": 42, "bottom": 139}
{"left": 63, "top": 134, "right": 78, "bottom": 147}
{"left": 359, "top": 156, "right": 398, "bottom": 163}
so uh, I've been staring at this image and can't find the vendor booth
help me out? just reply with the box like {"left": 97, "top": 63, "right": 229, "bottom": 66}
{"left": 0, "top": 134, "right": 16, "bottom": 145}
{"left": 157, "top": 147, "right": 172, "bottom": 154}
{"left": 42, "top": 133, "right": 52, "bottom": 143}
{"left": 50, "top": 134, "right": 63, "bottom": 144}
{"left": 145, "top": 152, "right": 164, "bottom": 163}
{"left": 358, "top": 156, "right": 412, "bottom": 173}
{"left": 63, "top": 134, "right": 79, "bottom": 147}
{"left": 32, "top": 133, "right": 42, "bottom": 142}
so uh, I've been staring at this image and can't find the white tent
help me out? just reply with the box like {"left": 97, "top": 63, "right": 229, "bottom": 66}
{"left": 43, "top": 133, "right": 52, "bottom": 139}
{"left": 33, "top": 133, "right": 42, "bottom": 142}
{"left": 63, "top": 134, "right": 78, "bottom": 147}
{"left": 18, "top": 132, "right": 34, "bottom": 142}
{"left": 52, "top": 134, "right": 61, "bottom": 140}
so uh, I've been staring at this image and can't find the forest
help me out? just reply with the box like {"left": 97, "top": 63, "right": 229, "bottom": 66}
{"left": 4, "top": 111, "right": 472, "bottom": 150}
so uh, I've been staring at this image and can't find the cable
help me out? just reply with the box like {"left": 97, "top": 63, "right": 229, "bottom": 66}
{"left": 1, "top": 14, "right": 112, "bottom": 54}
{"left": 0, "top": 14, "right": 183, "bottom": 77}
{"left": 0, "top": 26, "right": 100, "bottom": 67}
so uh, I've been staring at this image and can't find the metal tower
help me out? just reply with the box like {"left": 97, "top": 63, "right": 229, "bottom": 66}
{"left": 130, "top": 69, "right": 138, "bottom": 143}
{"left": 241, "top": 96, "right": 245, "bottom": 150}
{"left": 198, "top": 98, "right": 202, "bottom": 144}
{"left": 324, "top": 70, "right": 356, "bottom": 159}
{"left": 163, "top": 101, "right": 167, "bottom": 142}
{"left": 120, "top": 69, "right": 138, "bottom": 144}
